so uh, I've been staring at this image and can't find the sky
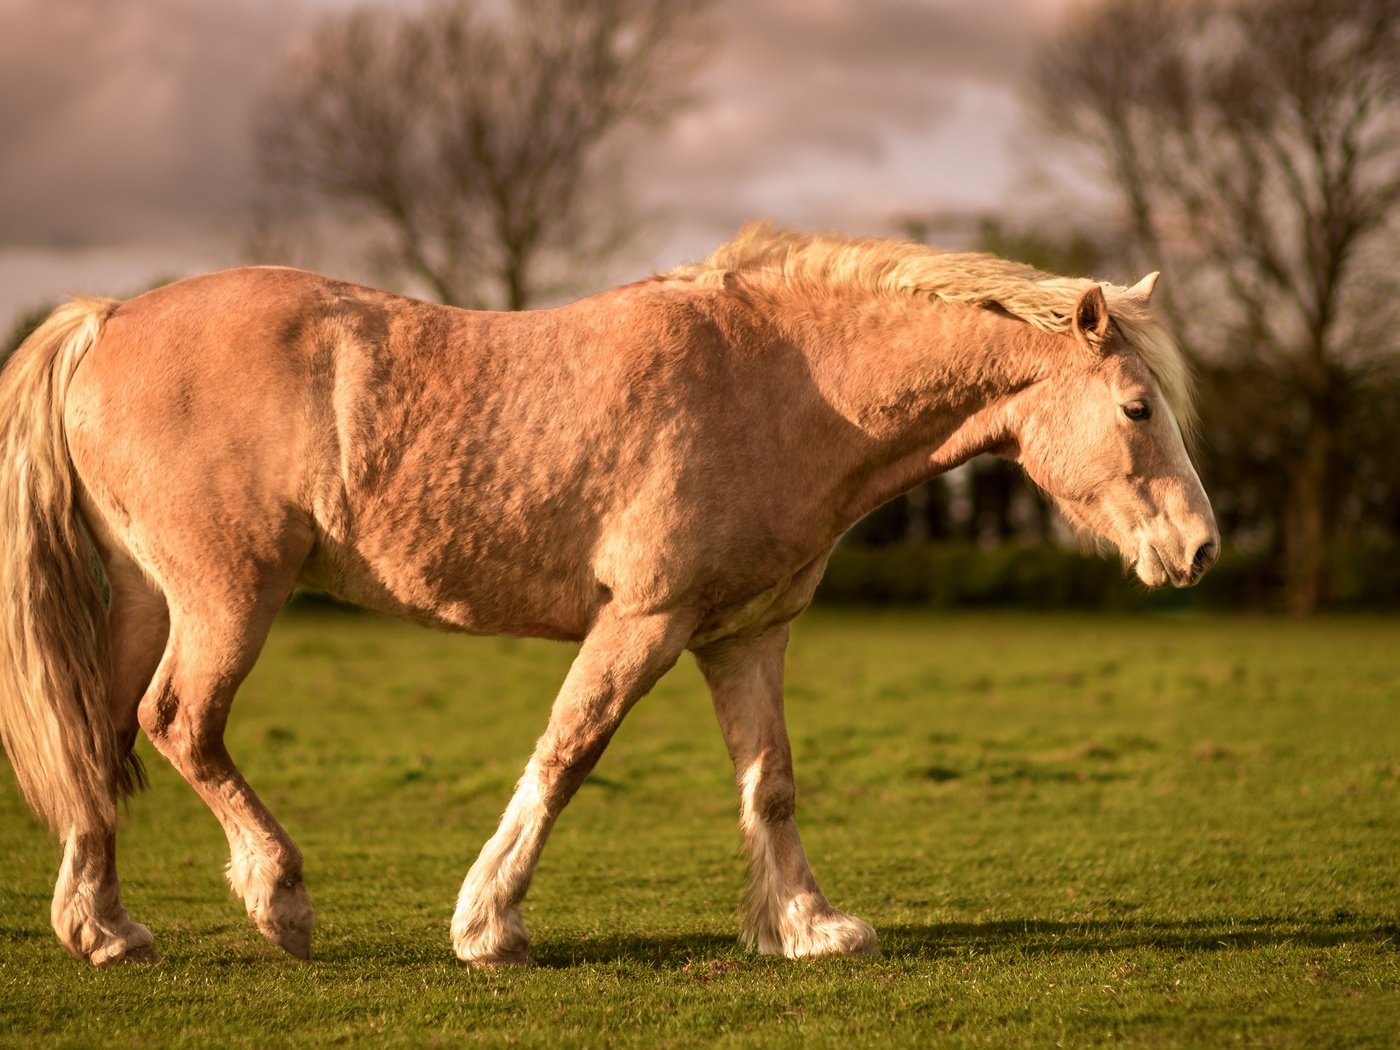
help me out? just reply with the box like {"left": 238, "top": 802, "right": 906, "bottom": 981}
{"left": 0, "top": 0, "right": 1072, "bottom": 331}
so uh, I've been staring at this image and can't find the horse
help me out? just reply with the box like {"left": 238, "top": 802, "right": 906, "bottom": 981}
{"left": 0, "top": 224, "right": 1218, "bottom": 967}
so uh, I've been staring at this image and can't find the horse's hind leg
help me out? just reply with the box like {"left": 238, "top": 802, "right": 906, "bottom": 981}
{"left": 136, "top": 569, "right": 315, "bottom": 959}
{"left": 51, "top": 563, "right": 167, "bottom": 966}
{"left": 695, "top": 626, "right": 877, "bottom": 959}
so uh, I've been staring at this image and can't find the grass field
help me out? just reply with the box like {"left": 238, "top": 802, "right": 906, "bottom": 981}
{"left": 2, "top": 609, "right": 1398, "bottom": 1047}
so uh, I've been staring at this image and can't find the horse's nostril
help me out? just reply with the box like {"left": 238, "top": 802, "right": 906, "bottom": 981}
{"left": 1192, "top": 541, "right": 1217, "bottom": 572}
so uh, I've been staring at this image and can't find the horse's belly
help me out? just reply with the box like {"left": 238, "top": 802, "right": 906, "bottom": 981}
{"left": 298, "top": 534, "right": 595, "bottom": 641}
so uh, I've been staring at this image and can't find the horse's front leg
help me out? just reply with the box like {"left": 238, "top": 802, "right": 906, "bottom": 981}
{"left": 695, "top": 626, "right": 877, "bottom": 959}
{"left": 451, "top": 607, "right": 696, "bottom": 966}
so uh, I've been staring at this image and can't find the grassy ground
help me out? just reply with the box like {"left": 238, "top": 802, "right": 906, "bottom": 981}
{"left": 2, "top": 609, "right": 1398, "bottom": 1047}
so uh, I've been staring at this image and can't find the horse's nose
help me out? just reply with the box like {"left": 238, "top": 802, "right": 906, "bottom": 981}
{"left": 1192, "top": 540, "right": 1218, "bottom": 576}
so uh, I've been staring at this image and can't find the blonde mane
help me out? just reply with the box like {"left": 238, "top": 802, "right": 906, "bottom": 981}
{"left": 668, "top": 223, "right": 1197, "bottom": 442}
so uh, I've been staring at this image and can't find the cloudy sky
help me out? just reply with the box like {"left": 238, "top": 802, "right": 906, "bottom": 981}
{"left": 0, "top": 0, "right": 1071, "bottom": 331}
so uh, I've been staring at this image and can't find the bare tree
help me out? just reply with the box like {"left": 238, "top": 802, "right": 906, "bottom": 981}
{"left": 257, "top": 0, "right": 713, "bottom": 310}
{"left": 1034, "top": 0, "right": 1400, "bottom": 612}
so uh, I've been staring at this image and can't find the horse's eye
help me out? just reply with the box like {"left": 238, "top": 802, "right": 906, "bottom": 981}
{"left": 1122, "top": 400, "right": 1151, "bottom": 422}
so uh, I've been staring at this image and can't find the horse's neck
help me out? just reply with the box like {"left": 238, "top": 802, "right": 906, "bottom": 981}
{"left": 789, "top": 293, "right": 1045, "bottom": 532}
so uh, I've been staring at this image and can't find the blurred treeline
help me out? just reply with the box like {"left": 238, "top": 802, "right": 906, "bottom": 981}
{"left": 5, "top": 0, "right": 1397, "bottom": 613}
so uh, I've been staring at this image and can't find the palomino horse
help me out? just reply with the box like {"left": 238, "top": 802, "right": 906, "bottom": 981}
{"left": 0, "top": 225, "right": 1217, "bottom": 966}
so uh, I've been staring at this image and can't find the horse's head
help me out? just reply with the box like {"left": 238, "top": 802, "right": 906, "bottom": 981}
{"left": 1009, "top": 275, "right": 1219, "bottom": 588}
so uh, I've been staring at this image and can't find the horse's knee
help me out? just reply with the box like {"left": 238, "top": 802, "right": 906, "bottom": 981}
{"left": 136, "top": 673, "right": 180, "bottom": 744}
{"left": 135, "top": 701, "right": 188, "bottom": 763}
{"left": 136, "top": 678, "right": 228, "bottom": 765}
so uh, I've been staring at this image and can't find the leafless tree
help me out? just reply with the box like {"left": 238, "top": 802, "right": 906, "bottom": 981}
{"left": 257, "top": 0, "right": 713, "bottom": 310}
{"left": 1033, "top": 0, "right": 1400, "bottom": 612}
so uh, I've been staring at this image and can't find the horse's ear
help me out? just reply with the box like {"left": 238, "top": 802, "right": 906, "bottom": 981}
{"left": 1125, "top": 271, "right": 1159, "bottom": 304}
{"left": 1072, "top": 284, "right": 1110, "bottom": 351}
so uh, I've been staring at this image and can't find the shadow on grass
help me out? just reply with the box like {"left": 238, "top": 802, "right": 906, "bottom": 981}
{"left": 531, "top": 933, "right": 742, "bottom": 969}
{"left": 525, "top": 916, "right": 1397, "bottom": 968}
{"left": 880, "top": 916, "right": 1399, "bottom": 957}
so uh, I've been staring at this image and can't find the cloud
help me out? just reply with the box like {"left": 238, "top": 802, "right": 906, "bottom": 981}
{"left": 0, "top": 0, "right": 1053, "bottom": 249}
{"left": 634, "top": 0, "right": 1054, "bottom": 238}
{"left": 673, "top": 1, "right": 1044, "bottom": 163}
{"left": 0, "top": 0, "right": 311, "bottom": 248}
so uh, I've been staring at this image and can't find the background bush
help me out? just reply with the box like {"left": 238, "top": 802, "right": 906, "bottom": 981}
{"left": 817, "top": 542, "right": 1400, "bottom": 611}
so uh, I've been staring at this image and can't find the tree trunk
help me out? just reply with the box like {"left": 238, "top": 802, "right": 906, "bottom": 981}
{"left": 1281, "top": 408, "right": 1332, "bottom": 615}
{"left": 504, "top": 256, "right": 530, "bottom": 312}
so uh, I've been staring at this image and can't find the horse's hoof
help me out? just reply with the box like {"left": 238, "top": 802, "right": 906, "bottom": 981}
{"left": 247, "top": 882, "right": 316, "bottom": 960}
{"left": 460, "top": 947, "right": 535, "bottom": 968}
{"left": 451, "top": 902, "right": 532, "bottom": 967}
{"left": 752, "top": 896, "right": 879, "bottom": 960}
{"left": 261, "top": 922, "right": 313, "bottom": 960}
{"left": 91, "top": 940, "right": 162, "bottom": 967}
{"left": 785, "top": 909, "right": 879, "bottom": 959}
{"left": 82, "top": 920, "right": 159, "bottom": 967}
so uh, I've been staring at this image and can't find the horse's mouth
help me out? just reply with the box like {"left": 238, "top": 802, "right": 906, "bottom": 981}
{"left": 1132, "top": 547, "right": 1169, "bottom": 588}
{"left": 1135, "top": 543, "right": 1203, "bottom": 589}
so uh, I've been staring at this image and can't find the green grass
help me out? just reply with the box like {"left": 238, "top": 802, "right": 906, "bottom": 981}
{"left": 2, "top": 610, "right": 1399, "bottom": 1047}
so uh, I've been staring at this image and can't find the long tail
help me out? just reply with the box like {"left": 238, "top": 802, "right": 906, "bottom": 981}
{"left": 0, "top": 297, "right": 141, "bottom": 836}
